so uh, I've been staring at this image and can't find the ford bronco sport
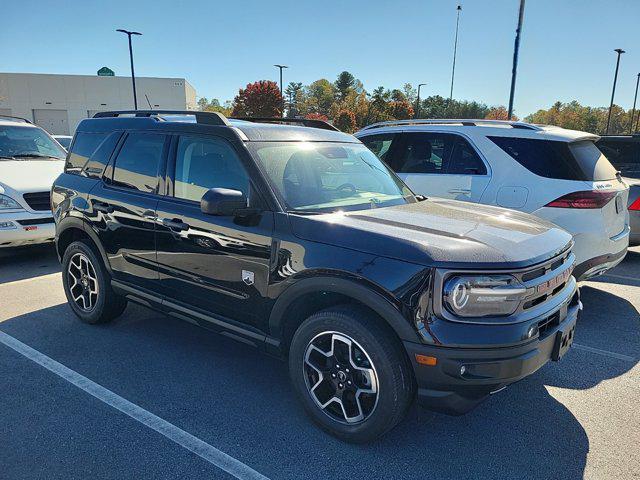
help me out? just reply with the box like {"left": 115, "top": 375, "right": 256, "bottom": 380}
{"left": 52, "top": 111, "right": 581, "bottom": 443}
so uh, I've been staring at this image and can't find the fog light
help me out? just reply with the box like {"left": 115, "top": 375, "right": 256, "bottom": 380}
{"left": 460, "top": 365, "right": 466, "bottom": 375}
{"left": 0, "top": 221, "right": 16, "bottom": 230}
{"left": 527, "top": 324, "right": 539, "bottom": 339}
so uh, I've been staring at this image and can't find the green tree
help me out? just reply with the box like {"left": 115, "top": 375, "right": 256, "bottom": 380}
{"left": 304, "top": 79, "right": 336, "bottom": 116}
{"left": 284, "top": 82, "right": 303, "bottom": 117}
{"left": 335, "top": 71, "right": 356, "bottom": 101}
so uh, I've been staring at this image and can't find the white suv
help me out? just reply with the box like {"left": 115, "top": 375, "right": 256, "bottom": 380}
{"left": 355, "top": 119, "right": 630, "bottom": 280}
{"left": 0, "top": 116, "right": 66, "bottom": 248}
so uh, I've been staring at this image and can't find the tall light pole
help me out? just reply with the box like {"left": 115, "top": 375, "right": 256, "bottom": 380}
{"left": 116, "top": 29, "right": 142, "bottom": 110}
{"left": 507, "top": 0, "right": 526, "bottom": 120}
{"left": 449, "top": 5, "right": 462, "bottom": 101}
{"left": 274, "top": 64, "right": 288, "bottom": 117}
{"left": 415, "top": 83, "right": 427, "bottom": 118}
{"left": 606, "top": 48, "right": 625, "bottom": 134}
{"left": 628, "top": 73, "right": 639, "bottom": 134}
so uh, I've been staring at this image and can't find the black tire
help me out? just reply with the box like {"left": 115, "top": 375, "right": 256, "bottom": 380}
{"left": 61, "top": 240, "right": 127, "bottom": 324}
{"left": 289, "top": 305, "right": 415, "bottom": 443}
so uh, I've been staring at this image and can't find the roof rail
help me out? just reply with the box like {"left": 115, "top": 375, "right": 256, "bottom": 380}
{"left": 93, "top": 110, "right": 230, "bottom": 126}
{"left": 359, "top": 119, "right": 543, "bottom": 131}
{"left": 230, "top": 117, "right": 340, "bottom": 132}
{"left": 0, "top": 115, "right": 32, "bottom": 124}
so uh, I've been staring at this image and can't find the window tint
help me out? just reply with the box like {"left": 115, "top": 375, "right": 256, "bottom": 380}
{"left": 489, "top": 136, "right": 617, "bottom": 181}
{"left": 396, "top": 133, "right": 453, "bottom": 174}
{"left": 597, "top": 140, "right": 640, "bottom": 179}
{"left": 111, "top": 133, "right": 165, "bottom": 193}
{"left": 66, "top": 132, "right": 108, "bottom": 174}
{"left": 448, "top": 139, "right": 487, "bottom": 175}
{"left": 360, "top": 134, "right": 397, "bottom": 162}
{"left": 174, "top": 135, "right": 249, "bottom": 202}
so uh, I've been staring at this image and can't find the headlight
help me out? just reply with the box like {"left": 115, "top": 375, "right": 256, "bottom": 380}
{"left": 443, "top": 274, "right": 527, "bottom": 318}
{"left": 0, "top": 194, "right": 22, "bottom": 210}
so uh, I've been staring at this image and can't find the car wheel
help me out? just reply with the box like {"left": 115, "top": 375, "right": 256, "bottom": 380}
{"left": 61, "top": 240, "right": 127, "bottom": 324}
{"left": 289, "top": 305, "right": 415, "bottom": 443}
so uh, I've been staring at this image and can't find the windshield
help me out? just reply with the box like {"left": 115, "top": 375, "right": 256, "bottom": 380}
{"left": 249, "top": 142, "right": 415, "bottom": 213}
{"left": 0, "top": 125, "right": 66, "bottom": 160}
{"left": 55, "top": 136, "right": 72, "bottom": 149}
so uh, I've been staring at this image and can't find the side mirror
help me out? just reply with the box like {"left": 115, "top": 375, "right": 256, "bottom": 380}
{"left": 200, "top": 188, "right": 247, "bottom": 216}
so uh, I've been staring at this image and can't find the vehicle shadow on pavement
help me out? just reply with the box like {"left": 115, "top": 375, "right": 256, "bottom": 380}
{"left": 0, "top": 244, "right": 60, "bottom": 285}
{"left": 0, "top": 295, "right": 636, "bottom": 480}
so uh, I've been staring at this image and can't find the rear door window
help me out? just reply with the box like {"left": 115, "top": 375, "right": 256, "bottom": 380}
{"left": 597, "top": 140, "right": 640, "bottom": 179}
{"left": 110, "top": 133, "right": 166, "bottom": 193}
{"left": 448, "top": 138, "right": 487, "bottom": 175}
{"left": 488, "top": 136, "right": 617, "bottom": 181}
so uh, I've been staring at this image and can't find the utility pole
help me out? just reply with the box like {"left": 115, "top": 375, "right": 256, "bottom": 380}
{"left": 628, "top": 73, "right": 639, "bottom": 134}
{"left": 450, "top": 5, "right": 462, "bottom": 100}
{"left": 116, "top": 29, "right": 142, "bottom": 110}
{"left": 606, "top": 49, "right": 625, "bottom": 134}
{"left": 507, "top": 0, "right": 525, "bottom": 120}
{"left": 274, "top": 64, "right": 288, "bottom": 117}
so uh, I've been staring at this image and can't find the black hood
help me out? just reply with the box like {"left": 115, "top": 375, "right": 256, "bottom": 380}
{"left": 289, "top": 198, "right": 573, "bottom": 269}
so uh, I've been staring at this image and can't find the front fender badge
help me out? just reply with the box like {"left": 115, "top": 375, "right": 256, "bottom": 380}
{"left": 242, "top": 270, "right": 255, "bottom": 286}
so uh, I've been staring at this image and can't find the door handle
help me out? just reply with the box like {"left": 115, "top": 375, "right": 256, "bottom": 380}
{"left": 94, "top": 202, "right": 114, "bottom": 213}
{"left": 162, "top": 218, "right": 190, "bottom": 231}
{"left": 448, "top": 188, "right": 471, "bottom": 194}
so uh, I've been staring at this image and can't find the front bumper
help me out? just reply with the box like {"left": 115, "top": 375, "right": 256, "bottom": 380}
{"left": 0, "top": 211, "right": 55, "bottom": 248}
{"left": 404, "top": 293, "right": 581, "bottom": 415}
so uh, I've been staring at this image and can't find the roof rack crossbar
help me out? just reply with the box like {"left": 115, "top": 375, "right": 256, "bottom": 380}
{"left": 230, "top": 117, "right": 340, "bottom": 132}
{"left": 359, "top": 119, "right": 542, "bottom": 131}
{"left": 93, "top": 110, "right": 230, "bottom": 126}
{"left": 0, "top": 115, "right": 32, "bottom": 124}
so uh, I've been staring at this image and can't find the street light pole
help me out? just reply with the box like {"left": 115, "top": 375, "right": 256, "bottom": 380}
{"left": 449, "top": 5, "right": 462, "bottom": 101}
{"left": 274, "top": 64, "right": 288, "bottom": 117}
{"left": 507, "top": 0, "right": 526, "bottom": 120}
{"left": 416, "top": 83, "right": 427, "bottom": 118}
{"left": 629, "top": 73, "right": 640, "bottom": 134}
{"left": 606, "top": 48, "right": 625, "bottom": 134}
{"left": 116, "top": 29, "right": 142, "bottom": 110}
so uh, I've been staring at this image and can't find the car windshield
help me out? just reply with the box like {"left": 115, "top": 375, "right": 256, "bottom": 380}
{"left": 55, "top": 137, "right": 72, "bottom": 149}
{"left": 0, "top": 125, "right": 66, "bottom": 160}
{"left": 249, "top": 142, "right": 415, "bottom": 213}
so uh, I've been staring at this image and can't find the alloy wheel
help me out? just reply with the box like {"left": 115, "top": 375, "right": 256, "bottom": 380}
{"left": 67, "top": 252, "right": 99, "bottom": 312}
{"left": 303, "top": 331, "right": 379, "bottom": 424}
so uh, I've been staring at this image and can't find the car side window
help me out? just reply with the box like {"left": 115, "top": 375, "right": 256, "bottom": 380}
{"left": 174, "top": 135, "right": 250, "bottom": 203}
{"left": 360, "top": 134, "right": 398, "bottom": 163}
{"left": 65, "top": 132, "right": 108, "bottom": 174}
{"left": 448, "top": 138, "right": 487, "bottom": 175}
{"left": 111, "top": 133, "right": 165, "bottom": 193}
{"left": 396, "top": 133, "right": 453, "bottom": 174}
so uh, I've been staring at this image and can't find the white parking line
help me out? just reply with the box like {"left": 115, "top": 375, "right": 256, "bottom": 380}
{"left": 0, "top": 330, "right": 270, "bottom": 480}
{"left": 572, "top": 343, "right": 636, "bottom": 362}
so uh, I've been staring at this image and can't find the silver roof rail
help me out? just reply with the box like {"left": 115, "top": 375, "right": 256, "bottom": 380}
{"left": 359, "top": 119, "right": 543, "bottom": 131}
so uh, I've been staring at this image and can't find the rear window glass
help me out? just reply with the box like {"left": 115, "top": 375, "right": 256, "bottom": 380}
{"left": 66, "top": 132, "right": 108, "bottom": 174}
{"left": 488, "top": 137, "right": 617, "bottom": 181}
{"left": 597, "top": 140, "right": 640, "bottom": 179}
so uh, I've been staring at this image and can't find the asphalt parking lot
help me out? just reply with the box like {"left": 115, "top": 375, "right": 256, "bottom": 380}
{"left": 0, "top": 245, "right": 638, "bottom": 480}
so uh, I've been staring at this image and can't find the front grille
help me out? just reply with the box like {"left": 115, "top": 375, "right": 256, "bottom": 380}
{"left": 16, "top": 217, "right": 54, "bottom": 226}
{"left": 516, "top": 248, "right": 574, "bottom": 312}
{"left": 22, "top": 192, "right": 51, "bottom": 211}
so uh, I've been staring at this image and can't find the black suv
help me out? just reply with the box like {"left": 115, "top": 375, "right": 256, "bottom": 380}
{"left": 52, "top": 111, "right": 580, "bottom": 443}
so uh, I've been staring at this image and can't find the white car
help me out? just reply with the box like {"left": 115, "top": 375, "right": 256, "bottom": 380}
{"left": 0, "top": 116, "right": 66, "bottom": 248}
{"left": 356, "top": 119, "right": 630, "bottom": 280}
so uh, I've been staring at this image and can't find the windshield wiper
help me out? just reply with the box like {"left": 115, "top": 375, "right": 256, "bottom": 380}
{"left": 12, "top": 153, "right": 62, "bottom": 159}
{"left": 0, "top": 155, "right": 16, "bottom": 160}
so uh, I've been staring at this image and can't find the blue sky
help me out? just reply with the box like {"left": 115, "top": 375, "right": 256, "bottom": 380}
{"left": 3, "top": 0, "right": 639, "bottom": 117}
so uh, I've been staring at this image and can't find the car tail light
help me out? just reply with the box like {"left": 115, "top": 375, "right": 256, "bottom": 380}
{"left": 545, "top": 190, "right": 617, "bottom": 209}
{"left": 629, "top": 197, "right": 640, "bottom": 211}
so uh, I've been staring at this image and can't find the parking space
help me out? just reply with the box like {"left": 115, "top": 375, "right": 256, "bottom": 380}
{"left": 1, "top": 245, "right": 638, "bottom": 479}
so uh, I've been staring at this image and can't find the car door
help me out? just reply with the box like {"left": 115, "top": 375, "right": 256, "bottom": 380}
{"left": 155, "top": 133, "right": 274, "bottom": 332}
{"left": 391, "top": 132, "right": 490, "bottom": 202}
{"left": 88, "top": 131, "right": 168, "bottom": 292}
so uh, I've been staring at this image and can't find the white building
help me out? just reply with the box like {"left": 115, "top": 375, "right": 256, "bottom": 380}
{"left": 0, "top": 72, "right": 197, "bottom": 135}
